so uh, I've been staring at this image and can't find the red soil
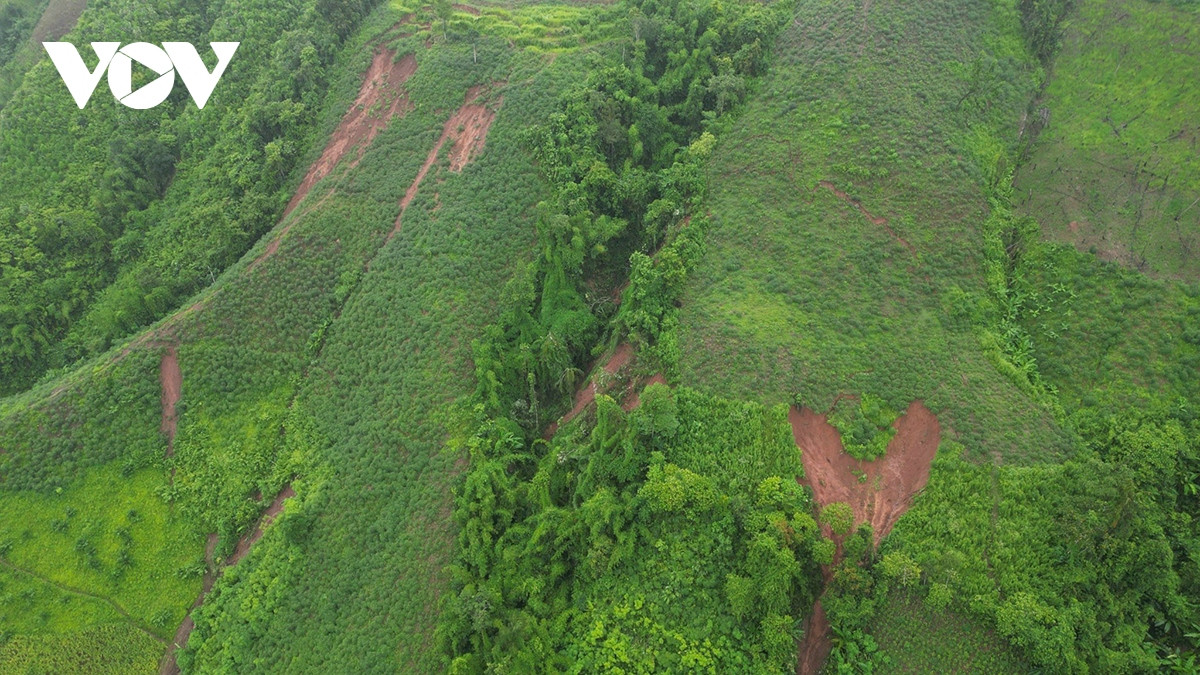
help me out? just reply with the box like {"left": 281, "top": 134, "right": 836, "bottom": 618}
{"left": 228, "top": 484, "right": 296, "bottom": 566}
{"left": 622, "top": 373, "right": 666, "bottom": 411}
{"left": 817, "top": 180, "right": 916, "bottom": 256}
{"left": 253, "top": 49, "right": 418, "bottom": 270}
{"left": 159, "top": 485, "right": 295, "bottom": 674}
{"left": 797, "top": 600, "right": 832, "bottom": 675}
{"left": 791, "top": 401, "right": 940, "bottom": 673}
{"left": 159, "top": 347, "right": 181, "bottom": 456}
{"left": 543, "top": 342, "right": 634, "bottom": 438}
{"left": 389, "top": 85, "right": 502, "bottom": 240}
{"left": 289, "top": 50, "right": 417, "bottom": 216}
{"left": 452, "top": 3, "right": 481, "bottom": 15}
{"left": 792, "top": 401, "right": 939, "bottom": 544}
{"left": 448, "top": 97, "right": 499, "bottom": 171}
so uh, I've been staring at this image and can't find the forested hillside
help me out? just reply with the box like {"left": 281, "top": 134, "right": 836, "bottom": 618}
{"left": 0, "top": 0, "right": 1197, "bottom": 672}
{"left": 0, "top": 0, "right": 378, "bottom": 394}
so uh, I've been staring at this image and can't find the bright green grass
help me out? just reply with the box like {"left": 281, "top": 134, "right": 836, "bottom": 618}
{"left": 393, "top": 0, "right": 619, "bottom": 53}
{"left": 0, "top": 624, "right": 162, "bottom": 674}
{"left": 0, "top": 565, "right": 124, "bottom": 635}
{"left": 869, "top": 589, "right": 1029, "bottom": 674}
{"left": 677, "top": 0, "right": 1072, "bottom": 463}
{"left": 1021, "top": 244, "right": 1200, "bottom": 411}
{"left": 1014, "top": 0, "right": 1200, "bottom": 280}
{"left": 0, "top": 466, "right": 199, "bottom": 638}
{"left": 0, "top": 564, "right": 163, "bottom": 674}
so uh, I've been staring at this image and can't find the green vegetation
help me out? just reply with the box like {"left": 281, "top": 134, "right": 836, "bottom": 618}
{"left": 0, "top": 0, "right": 381, "bottom": 394}
{"left": 1015, "top": 0, "right": 1200, "bottom": 279}
{"left": 0, "top": 0, "right": 44, "bottom": 68}
{"left": 672, "top": 0, "right": 1199, "bottom": 671}
{"left": 178, "top": 2, "right": 632, "bottom": 671}
{"left": 0, "top": 0, "right": 1197, "bottom": 672}
{"left": 0, "top": 624, "right": 164, "bottom": 675}
{"left": 828, "top": 395, "right": 897, "bottom": 462}
{"left": 440, "top": 0, "right": 813, "bottom": 669}
{"left": 869, "top": 589, "right": 1030, "bottom": 674}
{"left": 442, "top": 388, "right": 825, "bottom": 672}
{"left": 677, "top": 0, "right": 1071, "bottom": 463}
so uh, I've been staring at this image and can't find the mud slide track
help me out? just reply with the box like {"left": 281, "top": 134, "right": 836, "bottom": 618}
{"left": 252, "top": 49, "right": 419, "bottom": 270}
{"left": 159, "top": 485, "right": 296, "bottom": 675}
{"left": 159, "top": 347, "right": 182, "bottom": 455}
{"left": 542, "top": 342, "right": 634, "bottom": 437}
{"left": 791, "top": 401, "right": 940, "bottom": 673}
{"left": 817, "top": 180, "right": 916, "bottom": 256}
{"left": 389, "top": 84, "right": 502, "bottom": 240}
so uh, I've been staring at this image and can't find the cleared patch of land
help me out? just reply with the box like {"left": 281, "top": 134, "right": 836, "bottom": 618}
{"left": 1015, "top": 0, "right": 1200, "bottom": 279}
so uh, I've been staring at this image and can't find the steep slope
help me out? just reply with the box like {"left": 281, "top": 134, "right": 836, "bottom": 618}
{"left": 0, "top": 0, "right": 379, "bottom": 394}
{"left": 676, "top": 0, "right": 1199, "bottom": 671}
{"left": 1015, "top": 0, "right": 1200, "bottom": 280}
{"left": 677, "top": 0, "right": 1067, "bottom": 463}
{"left": 179, "top": 52, "right": 569, "bottom": 671}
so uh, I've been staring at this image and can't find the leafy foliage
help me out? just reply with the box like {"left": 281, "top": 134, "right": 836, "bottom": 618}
{"left": 441, "top": 388, "right": 826, "bottom": 672}
{"left": 0, "top": 0, "right": 381, "bottom": 393}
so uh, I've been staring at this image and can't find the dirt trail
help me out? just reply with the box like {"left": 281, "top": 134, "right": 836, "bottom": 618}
{"left": 796, "top": 600, "right": 832, "bottom": 675}
{"left": 389, "top": 85, "right": 502, "bottom": 240}
{"left": 227, "top": 484, "right": 296, "bottom": 566}
{"left": 791, "top": 401, "right": 940, "bottom": 673}
{"left": 543, "top": 342, "right": 633, "bottom": 438}
{"left": 159, "top": 347, "right": 181, "bottom": 455}
{"left": 817, "top": 180, "right": 916, "bottom": 256}
{"left": 252, "top": 49, "right": 418, "bottom": 270}
{"left": 622, "top": 373, "right": 666, "bottom": 411}
{"left": 452, "top": 3, "right": 480, "bottom": 16}
{"left": 159, "top": 485, "right": 295, "bottom": 675}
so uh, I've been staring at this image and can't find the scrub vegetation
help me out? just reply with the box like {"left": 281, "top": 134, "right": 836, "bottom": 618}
{"left": 0, "top": 0, "right": 1197, "bottom": 672}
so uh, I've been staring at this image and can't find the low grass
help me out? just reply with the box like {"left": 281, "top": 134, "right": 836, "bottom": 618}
{"left": 0, "top": 466, "right": 198, "bottom": 637}
{"left": 677, "top": 0, "right": 1071, "bottom": 464}
{"left": 869, "top": 589, "right": 1029, "bottom": 674}
{"left": 1014, "top": 0, "right": 1200, "bottom": 280}
{"left": 0, "top": 624, "right": 163, "bottom": 674}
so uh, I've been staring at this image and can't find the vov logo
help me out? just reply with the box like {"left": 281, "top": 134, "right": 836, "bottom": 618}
{"left": 43, "top": 42, "right": 239, "bottom": 109}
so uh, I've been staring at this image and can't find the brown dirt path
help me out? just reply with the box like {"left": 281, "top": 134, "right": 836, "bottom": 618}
{"left": 252, "top": 49, "right": 418, "bottom": 271}
{"left": 159, "top": 347, "right": 181, "bottom": 455}
{"left": 791, "top": 401, "right": 940, "bottom": 673}
{"left": 389, "top": 85, "right": 502, "bottom": 241}
{"left": 159, "top": 485, "right": 295, "bottom": 675}
{"left": 622, "top": 373, "right": 666, "bottom": 411}
{"left": 227, "top": 485, "right": 296, "bottom": 566}
{"left": 797, "top": 600, "right": 832, "bottom": 675}
{"left": 817, "top": 180, "right": 916, "bottom": 256}
{"left": 542, "top": 342, "right": 633, "bottom": 437}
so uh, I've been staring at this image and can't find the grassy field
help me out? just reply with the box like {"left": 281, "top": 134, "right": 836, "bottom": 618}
{"left": 676, "top": 0, "right": 1069, "bottom": 464}
{"left": 0, "top": 624, "right": 164, "bottom": 674}
{"left": 869, "top": 589, "right": 1029, "bottom": 674}
{"left": 676, "top": 0, "right": 1199, "bottom": 671}
{"left": 1014, "top": 0, "right": 1200, "bottom": 280}
{"left": 0, "top": 0, "right": 611, "bottom": 669}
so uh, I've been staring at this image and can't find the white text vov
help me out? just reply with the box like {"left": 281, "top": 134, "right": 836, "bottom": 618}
{"left": 43, "top": 42, "right": 239, "bottom": 109}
